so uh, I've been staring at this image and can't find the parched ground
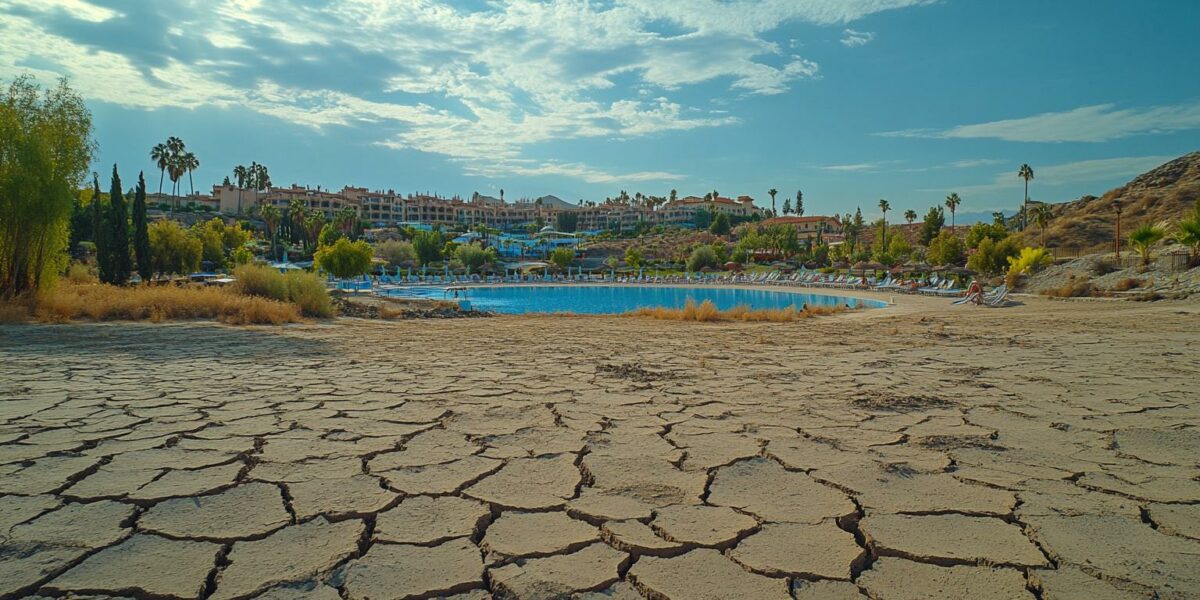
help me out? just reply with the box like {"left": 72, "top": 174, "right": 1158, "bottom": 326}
{"left": 1, "top": 293, "right": 1199, "bottom": 600}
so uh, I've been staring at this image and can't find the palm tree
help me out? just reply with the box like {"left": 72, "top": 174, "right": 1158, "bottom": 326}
{"left": 1018, "top": 164, "right": 1034, "bottom": 231}
{"left": 904, "top": 209, "right": 917, "bottom": 225}
{"left": 233, "top": 164, "right": 248, "bottom": 214}
{"left": 768, "top": 188, "right": 778, "bottom": 215}
{"left": 1173, "top": 200, "right": 1200, "bottom": 262}
{"left": 878, "top": 199, "right": 890, "bottom": 249}
{"left": 168, "top": 157, "right": 185, "bottom": 212}
{"left": 181, "top": 152, "right": 199, "bottom": 197}
{"left": 150, "top": 143, "right": 170, "bottom": 203}
{"left": 944, "top": 193, "right": 961, "bottom": 232}
{"left": 260, "top": 204, "right": 281, "bottom": 259}
{"left": 1129, "top": 222, "right": 1166, "bottom": 265}
{"left": 1032, "top": 203, "right": 1054, "bottom": 247}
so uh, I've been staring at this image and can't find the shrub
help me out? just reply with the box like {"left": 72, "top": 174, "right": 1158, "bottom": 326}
{"left": 1041, "top": 276, "right": 1096, "bottom": 298}
{"left": 284, "top": 271, "right": 333, "bottom": 318}
{"left": 968, "top": 236, "right": 1022, "bottom": 276}
{"left": 376, "top": 240, "right": 416, "bottom": 267}
{"left": 549, "top": 247, "right": 575, "bottom": 271}
{"left": 1128, "top": 222, "right": 1167, "bottom": 266}
{"left": 315, "top": 237, "right": 373, "bottom": 279}
{"left": 1091, "top": 258, "right": 1118, "bottom": 276}
{"left": 1005, "top": 246, "right": 1052, "bottom": 288}
{"left": 687, "top": 245, "right": 720, "bottom": 272}
{"left": 233, "top": 264, "right": 288, "bottom": 301}
{"left": 455, "top": 243, "right": 496, "bottom": 272}
{"left": 66, "top": 263, "right": 96, "bottom": 284}
{"left": 34, "top": 282, "right": 300, "bottom": 324}
{"left": 411, "top": 230, "right": 443, "bottom": 265}
{"left": 1112, "top": 278, "right": 1143, "bottom": 292}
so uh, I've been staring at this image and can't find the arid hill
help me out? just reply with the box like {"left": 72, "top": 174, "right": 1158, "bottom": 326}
{"left": 1043, "top": 152, "right": 1200, "bottom": 250}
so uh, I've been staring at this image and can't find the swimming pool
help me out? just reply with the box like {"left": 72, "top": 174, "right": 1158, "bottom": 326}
{"left": 379, "top": 285, "right": 884, "bottom": 315}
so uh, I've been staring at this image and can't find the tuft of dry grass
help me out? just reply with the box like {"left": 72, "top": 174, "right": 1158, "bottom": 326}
{"left": 627, "top": 299, "right": 847, "bottom": 322}
{"left": 1041, "top": 276, "right": 1099, "bottom": 298}
{"left": 1111, "top": 277, "right": 1143, "bottom": 292}
{"left": 66, "top": 263, "right": 97, "bottom": 284}
{"left": 33, "top": 282, "right": 301, "bottom": 325}
{"left": 233, "top": 264, "right": 333, "bottom": 318}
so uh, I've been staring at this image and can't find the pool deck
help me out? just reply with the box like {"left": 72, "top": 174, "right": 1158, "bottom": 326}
{"left": 1, "top": 295, "right": 1198, "bottom": 598}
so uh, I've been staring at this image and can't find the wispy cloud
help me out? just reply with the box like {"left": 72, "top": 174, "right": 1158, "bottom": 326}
{"left": 917, "top": 155, "right": 1175, "bottom": 199}
{"left": 840, "top": 29, "right": 875, "bottom": 47}
{"left": 817, "top": 162, "right": 885, "bottom": 172}
{"left": 0, "top": 0, "right": 929, "bottom": 183}
{"left": 878, "top": 102, "right": 1200, "bottom": 143}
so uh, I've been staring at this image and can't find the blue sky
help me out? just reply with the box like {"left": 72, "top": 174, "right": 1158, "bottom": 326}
{"left": 2, "top": 0, "right": 1198, "bottom": 222}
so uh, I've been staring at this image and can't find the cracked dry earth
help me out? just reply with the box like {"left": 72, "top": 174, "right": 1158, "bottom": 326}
{"left": 1, "top": 295, "right": 1199, "bottom": 600}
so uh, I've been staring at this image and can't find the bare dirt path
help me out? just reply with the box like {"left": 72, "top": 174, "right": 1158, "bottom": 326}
{"left": 1, "top": 296, "right": 1198, "bottom": 599}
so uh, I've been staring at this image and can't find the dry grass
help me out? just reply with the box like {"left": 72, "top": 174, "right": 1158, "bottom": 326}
{"left": 66, "top": 263, "right": 97, "bottom": 284}
{"left": 233, "top": 264, "right": 333, "bottom": 318}
{"left": 1041, "top": 277, "right": 1100, "bottom": 298}
{"left": 0, "top": 300, "right": 32, "bottom": 323}
{"left": 1111, "top": 277, "right": 1144, "bottom": 292}
{"left": 33, "top": 282, "right": 301, "bottom": 325}
{"left": 627, "top": 299, "right": 846, "bottom": 322}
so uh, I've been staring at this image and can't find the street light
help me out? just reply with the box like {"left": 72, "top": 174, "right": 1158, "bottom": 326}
{"left": 1113, "top": 198, "right": 1123, "bottom": 261}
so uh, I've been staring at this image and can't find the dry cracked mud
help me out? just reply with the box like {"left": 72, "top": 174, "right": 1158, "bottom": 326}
{"left": 1, "top": 293, "right": 1198, "bottom": 599}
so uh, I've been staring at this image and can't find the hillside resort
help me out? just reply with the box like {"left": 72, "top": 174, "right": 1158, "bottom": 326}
{"left": 2, "top": 1, "right": 1199, "bottom": 599}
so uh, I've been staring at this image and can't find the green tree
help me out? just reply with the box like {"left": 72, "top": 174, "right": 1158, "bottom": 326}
{"left": 967, "top": 235, "right": 1022, "bottom": 276}
{"left": 315, "top": 237, "right": 373, "bottom": 278}
{"left": 91, "top": 173, "right": 110, "bottom": 282}
{"left": 794, "top": 190, "right": 804, "bottom": 216}
{"left": 904, "top": 209, "right": 917, "bottom": 225}
{"left": 0, "top": 76, "right": 95, "bottom": 297}
{"left": 926, "top": 230, "right": 965, "bottom": 265}
{"left": 693, "top": 208, "right": 713, "bottom": 230}
{"left": 918, "top": 206, "right": 945, "bottom": 246}
{"left": 148, "top": 220, "right": 201, "bottom": 276}
{"left": 1128, "top": 222, "right": 1166, "bottom": 265}
{"left": 709, "top": 213, "right": 731, "bottom": 236}
{"left": 412, "top": 230, "right": 443, "bottom": 266}
{"left": 549, "top": 247, "right": 575, "bottom": 271}
{"left": 106, "top": 164, "right": 132, "bottom": 285}
{"left": 1018, "top": 163, "right": 1034, "bottom": 230}
{"left": 132, "top": 171, "right": 151, "bottom": 281}
{"left": 624, "top": 246, "right": 644, "bottom": 269}
{"left": 944, "top": 193, "right": 961, "bottom": 232}
{"left": 687, "top": 245, "right": 719, "bottom": 271}
{"left": 782, "top": 198, "right": 791, "bottom": 215}
{"left": 455, "top": 243, "right": 495, "bottom": 272}
{"left": 965, "top": 222, "right": 1009, "bottom": 250}
{"left": 259, "top": 203, "right": 281, "bottom": 259}
{"left": 376, "top": 240, "right": 416, "bottom": 267}
{"left": 318, "top": 223, "right": 344, "bottom": 248}
{"left": 768, "top": 188, "right": 778, "bottom": 215}
{"left": 150, "top": 143, "right": 170, "bottom": 200}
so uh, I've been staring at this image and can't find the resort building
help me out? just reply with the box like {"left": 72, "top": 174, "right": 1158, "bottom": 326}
{"left": 200, "top": 182, "right": 768, "bottom": 232}
{"left": 760, "top": 215, "right": 843, "bottom": 240}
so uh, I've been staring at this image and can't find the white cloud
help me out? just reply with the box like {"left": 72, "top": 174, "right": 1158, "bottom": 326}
{"left": 879, "top": 102, "right": 1200, "bottom": 143}
{"left": 818, "top": 162, "right": 885, "bottom": 172}
{"left": 0, "top": 0, "right": 928, "bottom": 183}
{"left": 841, "top": 29, "right": 875, "bottom": 47}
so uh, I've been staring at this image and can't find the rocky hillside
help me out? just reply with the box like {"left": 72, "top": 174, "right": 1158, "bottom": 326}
{"left": 1043, "top": 152, "right": 1200, "bottom": 250}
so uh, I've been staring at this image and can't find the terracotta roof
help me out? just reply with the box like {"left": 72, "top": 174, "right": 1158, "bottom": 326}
{"left": 762, "top": 216, "right": 841, "bottom": 225}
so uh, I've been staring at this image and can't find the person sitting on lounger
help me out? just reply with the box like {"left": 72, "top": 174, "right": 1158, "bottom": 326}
{"left": 965, "top": 280, "right": 984, "bottom": 305}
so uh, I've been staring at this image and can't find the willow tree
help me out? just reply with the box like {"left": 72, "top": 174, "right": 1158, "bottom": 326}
{"left": 0, "top": 76, "right": 95, "bottom": 298}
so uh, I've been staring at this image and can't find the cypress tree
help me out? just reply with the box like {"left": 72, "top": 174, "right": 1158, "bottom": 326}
{"left": 108, "top": 164, "right": 132, "bottom": 285}
{"left": 92, "top": 173, "right": 111, "bottom": 283}
{"left": 132, "top": 171, "right": 152, "bottom": 281}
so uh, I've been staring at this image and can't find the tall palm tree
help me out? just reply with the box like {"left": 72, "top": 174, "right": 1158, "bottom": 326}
{"left": 252, "top": 162, "right": 270, "bottom": 191}
{"left": 150, "top": 143, "right": 170, "bottom": 202}
{"left": 1018, "top": 164, "right": 1034, "bottom": 231}
{"left": 878, "top": 198, "right": 890, "bottom": 249}
{"left": 904, "top": 209, "right": 917, "bottom": 225}
{"left": 233, "top": 164, "right": 248, "bottom": 214}
{"left": 168, "top": 157, "right": 185, "bottom": 212}
{"left": 768, "top": 188, "right": 778, "bottom": 215}
{"left": 944, "top": 193, "right": 961, "bottom": 232}
{"left": 1032, "top": 203, "right": 1054, "bottom": 247}
{"left": 181, "top": 152, "right": 199, "bottom": 197}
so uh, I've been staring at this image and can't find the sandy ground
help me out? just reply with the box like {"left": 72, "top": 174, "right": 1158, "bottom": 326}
{"left": 1, "top": 291, "right": 1198, "bottom": 600}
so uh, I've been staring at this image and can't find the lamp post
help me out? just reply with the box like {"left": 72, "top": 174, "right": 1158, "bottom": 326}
{"left": 1113, "top": 198, "right": 1123, "bottom": 261}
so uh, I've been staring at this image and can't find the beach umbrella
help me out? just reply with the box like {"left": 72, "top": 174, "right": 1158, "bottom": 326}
{"left": 832, "top": 260, "right": 851, "bottom": 270}
{"left": 864, "top": 261, "right": 887, "bottom": 271}
{"left": 851, "top": 261, "right": 870, "bottom": 273}
{"left": 948, "top": 266, "right": 977, "bottom": 276}
{"left": 724, "top": 261, "right": 743, "bottom": 271}
{"left": 931, "top": 264, "right": 949, "bottom": 272}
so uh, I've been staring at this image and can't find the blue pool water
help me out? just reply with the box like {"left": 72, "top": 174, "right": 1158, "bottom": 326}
{"left": 380, "top": 285, "right": 884, "bottom": 315}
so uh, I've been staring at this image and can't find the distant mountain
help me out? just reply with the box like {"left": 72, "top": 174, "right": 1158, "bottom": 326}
{"left": 1041, "top": 152, "right": 1200, "bottom": 250}
{"left": 535, "top": 195, "right": 577, "bottom": 210}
